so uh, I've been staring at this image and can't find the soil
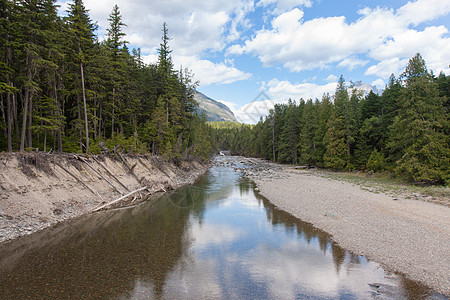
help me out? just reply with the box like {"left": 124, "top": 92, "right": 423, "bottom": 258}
{"left": 0, "top": 152, "right": 208, "bottom": 243}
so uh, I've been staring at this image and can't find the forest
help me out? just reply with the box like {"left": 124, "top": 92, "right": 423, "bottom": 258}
{"left": 213, "top": 54, "right": 450, "bottom": 185}
{"left": 1, "top": 1, "right": 449, "bottom": 185}
{"left": 0, "top": 0, "right": 213, "bottom": 161}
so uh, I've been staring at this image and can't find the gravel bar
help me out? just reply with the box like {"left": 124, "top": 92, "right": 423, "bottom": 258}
{"left": 244, "top": 162, "right": 450, "bottom": 296}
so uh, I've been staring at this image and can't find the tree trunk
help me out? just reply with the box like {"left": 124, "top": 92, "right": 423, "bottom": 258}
{"left": 43, "top": 130, "right": 47, "bottom": 152}
{"left": 0, "top": 95, "right": 6, "bottom": 138}
{"left": 272, "top": 116, "right": 276, "bottom": 163}
{"left": 111, "top": 87, "right": 115, "bottom": 137}
{"left": 77, "top": 94, "right": 82, "bottom": 152}
{"left": 7, "top": 92, "right": 12, "bottom": 152}
{"left": 20, "top": 95, "right": 28, "bottom": 152}
{"left": 54, "top": 77, "right": 63, "bottom": 152}
{"left": 80, "top": 60, "right": 89, "bottom": 152}
{"left": 93, "top": 95, "right": 97, "bottom": 140}
{"left": 20, "top": 68, "right": 32, "bottom": 152}
{"left": 166, "top": 98, "right": 169, "bottom": 124}
{"left": 28, "top": 96, "right": 32, "bottom": 149}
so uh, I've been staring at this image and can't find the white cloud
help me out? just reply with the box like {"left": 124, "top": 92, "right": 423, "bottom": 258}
{"left": 175, "top": 56, "right": 252, "bottom": 86}
{"left": 228, "top": 79, "right": 338, "bottom": 124}
{"left": 230, "top": 1, "right": 450, "bottom": 75}
{"left": 236, "top": 99, "right": 277, "bottom": 124}
{"left": 326, "top": 74, "right": 338, "bottom": 82}
{"left": 266, "top": 78, "right": 336, "bottom": 101}
{"left": 78, "top": 0, "right": 255, "bottom": 58}
{"left": 337, "top": 57, "right": 368, "bottom": 71}
{"left": 226, "top": 44, "right": 245, "bottom": 56}
{"left": 371, "top": 79, "right": 385, "bottom": 89}
{"left": 257, "top": 0, "right": 313, "bottom": 14}
{"left": 141, "top": 54, "right": 251, "bottom": 86}
{"left": 244, "top": 241, "right": 392, "bottom": 299}
{"left": 55, "top": 1, "right": 69, "bottom": 16}
{"left": 191, "top": 223, "right": 245, "bottom": 248}
{"left": 397, "top": 0, "right": 450, "bottom": 26}
{"left": 368, "top": 26, "right": 450, "bottom": 75}
{"left": 364, "top": 57, "right": 409, "bottom": 78}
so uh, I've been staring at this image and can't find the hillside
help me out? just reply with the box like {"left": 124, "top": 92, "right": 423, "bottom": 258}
{"left": 194, "top": 91, "right": 238, "bottom": 122}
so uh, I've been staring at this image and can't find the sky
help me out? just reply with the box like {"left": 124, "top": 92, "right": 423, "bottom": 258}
{"left": 57, "top": 0, "right": 450, "bottom": 123}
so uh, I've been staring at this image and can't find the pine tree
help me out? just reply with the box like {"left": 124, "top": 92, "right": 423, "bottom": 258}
{"left": 323, "top": 76, "right": 351, "bottom": 169}
{"left": 157, "top": 22, "right": 174, "bottom": 125}
{"left": 389, "top": 53, "right": 449, "bottom": 184}
{"left": 105, "top": 4, "right": 127, "bottom": 138}
{"left": 278, "top": 100, "right": 301, "bottom": 164}
{"left": 0, "top": 0, "right": 19, "bottom": 151}
{"left": 436, "top": 72, "right": 450, "bottom": 113}
{"left": 66, "top": 0, "right": 97, "bottom": 152}
{"left": 314, "top": 94, "right": 332, "bottom": 166}
{"left": 300, "top": 99, "right": 318, "bottom": 166}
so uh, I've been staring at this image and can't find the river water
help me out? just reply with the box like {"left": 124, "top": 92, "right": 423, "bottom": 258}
{"left": 0, "top": 157, "right": 445, "bottom": 299}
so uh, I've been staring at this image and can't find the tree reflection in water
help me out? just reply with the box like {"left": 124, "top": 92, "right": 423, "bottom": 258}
{"left": 0, "top": 161, "right": 442, "bottom": 299}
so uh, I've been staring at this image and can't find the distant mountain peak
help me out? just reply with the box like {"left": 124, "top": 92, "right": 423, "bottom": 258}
{"left": 348, "top": 81, "right": 383, "bottom": 96}
{"left": 194, "top": 91, "right": 238, "bottom": 122}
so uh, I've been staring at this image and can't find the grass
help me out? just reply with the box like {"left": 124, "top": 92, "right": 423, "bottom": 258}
{"left": 309, "top": 169, "right": 450, "bottom": 206}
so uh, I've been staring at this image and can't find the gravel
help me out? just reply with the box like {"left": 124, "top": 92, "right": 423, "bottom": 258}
{"left": 241, "top": 160, "right": 450, "bottom": 296}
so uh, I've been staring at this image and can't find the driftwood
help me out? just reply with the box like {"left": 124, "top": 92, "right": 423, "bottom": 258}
{"left": 73, "top": 153, "right": 123, "bottom": 195}
{"left": 93, "top": 186, "right": 149, "bottom": 212}
{"left": 92, "top": 156, "right": 130, "bottom": 192}
{"left": 54, "top": 161, "right": 97, "bottom": 195}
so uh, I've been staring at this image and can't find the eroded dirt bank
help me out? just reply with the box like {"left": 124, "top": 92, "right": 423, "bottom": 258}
{"left": 236, "top": 158, "right": 450, "bottom": 297}
{"left": 0, "top": 153, "right": 208, "bottom": 243}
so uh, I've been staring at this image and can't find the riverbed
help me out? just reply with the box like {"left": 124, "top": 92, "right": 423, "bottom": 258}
{"left": 0, "top": 156, "right": 446, "bottom": 299}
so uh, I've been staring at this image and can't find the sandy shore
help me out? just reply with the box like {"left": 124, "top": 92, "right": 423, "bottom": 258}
{"left": 241, "top": 159, "right": 450, "bottom": 296}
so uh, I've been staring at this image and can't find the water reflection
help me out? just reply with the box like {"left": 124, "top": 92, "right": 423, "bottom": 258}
{"left": 0, "top": 159, "right": 443, "bottom": 299}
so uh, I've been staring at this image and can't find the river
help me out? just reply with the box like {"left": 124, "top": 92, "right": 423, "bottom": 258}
{"left": 0, "top": 156, "right": 445, "bottom": 299}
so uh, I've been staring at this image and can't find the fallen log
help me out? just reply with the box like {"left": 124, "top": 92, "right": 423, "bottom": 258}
{"left": 93, "top": 186, "right": 149, "bottom": 212}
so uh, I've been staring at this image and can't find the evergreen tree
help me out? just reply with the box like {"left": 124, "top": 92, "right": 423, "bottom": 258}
{"left": 300, "top": 99, "right": 318, "bottom": 166}
{"left": 0, "top": 0, "right": 19, "bottom": 151}
{"left": 436, "top": 72, "right": 450, "bottom": 113}
{"left": 278, "top": 100, "right": 301, "bottom": 164}
{"left": 389, "top": 53, "right": 449, "bottom": 184}
{"left": 323, "top": 76, "right": 351, "bottom": 169}
{"left": 314, "top": 94, "right": 332, "bottom": 166}
{"left": 105, "top": 4, "right": 127, "bottom": 138}
{"left": 65, "top": 0, "right": 97, "bottom": 152}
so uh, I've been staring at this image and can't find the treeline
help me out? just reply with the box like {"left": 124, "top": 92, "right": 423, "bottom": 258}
{"left": 214, "top": 54, "right": 449, "bottom": 185}
{"left": 0, "top": 0, "right": 213, "bottom": 161}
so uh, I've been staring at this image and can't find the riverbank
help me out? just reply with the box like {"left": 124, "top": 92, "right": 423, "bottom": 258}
{"left": 0, "top": 153, "right": 208, "bottom": 243}
{"left": 239, "top": 158, "right": 450, "bottom": 296}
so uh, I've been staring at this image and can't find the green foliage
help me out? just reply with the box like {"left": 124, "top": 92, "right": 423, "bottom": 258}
{"left": 211, "top": 54, "right": 449, "bottom": 185}
{"left": 388, "top": 53, "right": 449, "bottom": 184}
{"left": 0, "top": 1, "right": 210, "bottom": 161}
{"left": 366, "top": 149, "right": 386, "bottom": 172}
{"left": 103, "top": 133, "right": 147, "bottom": 154}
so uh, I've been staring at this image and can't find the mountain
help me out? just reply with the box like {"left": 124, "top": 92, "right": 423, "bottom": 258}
{"left": 194, "top": 91, "right": 238, "bottom": 122}
{"left": 348, "top": 81, "right": 383, "bottom": 96}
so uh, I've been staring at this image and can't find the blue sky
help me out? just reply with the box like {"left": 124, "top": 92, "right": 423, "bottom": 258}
{"left": 57, "top": 0, "right": 450, "bottom": 123}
